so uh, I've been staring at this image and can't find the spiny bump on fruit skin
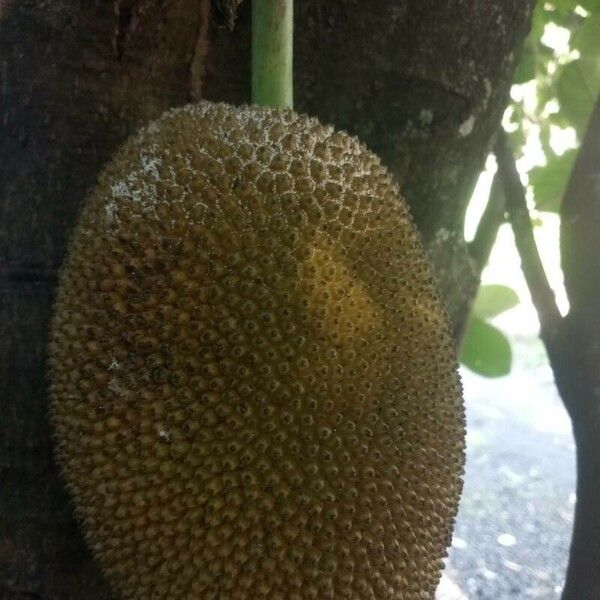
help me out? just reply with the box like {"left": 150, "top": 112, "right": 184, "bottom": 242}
{"left": 48, "top": 101, "right": 465, "bottom": 599}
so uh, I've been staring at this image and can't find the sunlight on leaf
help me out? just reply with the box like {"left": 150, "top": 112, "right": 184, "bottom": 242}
{"left": 460, "top": 316, "right": 512, "bottom": 378}
{"left": 472, "top": 285, "right": 520, "bottom": 320}
{"left": 529, "top": 149, "right": 577, "bottom": 212}
{"left": 557, "top": 58, "right": 600, "bottom": 134}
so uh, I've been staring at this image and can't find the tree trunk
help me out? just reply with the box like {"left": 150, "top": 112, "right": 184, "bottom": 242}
{"left": 0, "top": 1, "right": 534, "bottom": 597}
{"left": 559, "top": 96, "right": 600, "bottom": 600}
{"left": 561, "top": 420, "right": 600, "bottom": 600}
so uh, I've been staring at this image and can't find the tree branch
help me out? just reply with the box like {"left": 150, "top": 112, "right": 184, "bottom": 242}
{"left": 494, "top": 132, "right": 563, "bottom": 347}
{"left": 468, "top": 171, "right": 506, "bottom": 274}
{"left": 560, "top": 95, "right": 600, "bottom": 318}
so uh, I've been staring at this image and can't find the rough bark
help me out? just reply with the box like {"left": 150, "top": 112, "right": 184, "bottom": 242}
{"left": 1, "top": 1, "right": 533, "bottom": 597}
{"left": 1, "top": 2, "right": 211, "bottom": 597}
{"left": 559, "top": 96, "right": 600, "bottom": 600}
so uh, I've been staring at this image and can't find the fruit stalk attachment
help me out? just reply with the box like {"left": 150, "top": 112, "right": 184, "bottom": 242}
{"left": 252, "top": 0, "right": 293, "bottom": 108}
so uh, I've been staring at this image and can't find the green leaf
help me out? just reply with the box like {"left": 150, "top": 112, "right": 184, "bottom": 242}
{"left": 472, "top": 285, "right": 520, "bottom": 319}
{"left": 551, "top": 0, "right": 579, "bottom": 11}
{"left": 550, "top": 0, "right": 586, "bottom": 21}
{"left": 538, "top": 119, "right": 553, "bottom": 158}
{"left": 557, "top": 58, "right": 600, "bottom": 133}
{"left": 572, "top": 14, "right": 600, "bottom": 57}
{"left": 507, "top": 126, "right": 527, "bottom": 155}
{"left": 460, "top": 317, "right": 512, "bottom": 378}
{"left": 530, "top": 4, "right": 551, "bottom": 40}
{"left": 579, "top": 0, "right": 600, "bottom": 14}
{"left": 529, "top": 149, "right": 577, "bottom": 212}
{"left": 531, "top": 216, "right": 544, "bottom": 227}
{"left": 514, "top": 46, "right": 536, "bottom": 83}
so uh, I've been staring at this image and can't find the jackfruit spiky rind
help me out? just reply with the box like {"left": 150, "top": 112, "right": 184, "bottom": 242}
{"left": 49, "top": 101, "right": 465, "bottom": 600}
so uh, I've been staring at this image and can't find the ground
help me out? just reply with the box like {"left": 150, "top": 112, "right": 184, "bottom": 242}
{"left": 437, "top": 334, "right": 575, "bottom": 599}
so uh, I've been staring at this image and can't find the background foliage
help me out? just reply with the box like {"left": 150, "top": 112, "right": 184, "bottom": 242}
{"left": 459, "top": 0, "right": 600, "bottom": 377}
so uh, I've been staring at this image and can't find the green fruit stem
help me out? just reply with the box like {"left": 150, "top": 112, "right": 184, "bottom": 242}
{"left": 252, "top": 0, "right": 293, "bottom": 109}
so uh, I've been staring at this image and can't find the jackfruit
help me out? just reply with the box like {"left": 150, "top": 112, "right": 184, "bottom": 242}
{"left": 49, "top": 101, "right": 465, "bottom": 599}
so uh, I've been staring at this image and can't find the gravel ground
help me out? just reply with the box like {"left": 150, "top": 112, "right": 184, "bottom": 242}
{"left": 437, "top": 335, "right": 576, "bottom": 599}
